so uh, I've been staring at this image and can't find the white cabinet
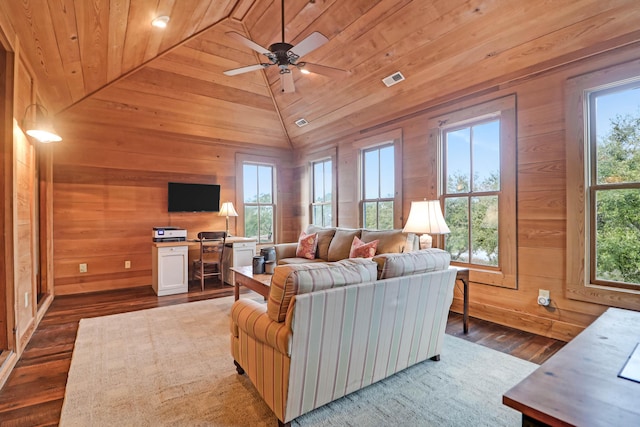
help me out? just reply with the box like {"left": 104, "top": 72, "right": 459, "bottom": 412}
{"left": 223, "top": 237, "right": 257, "bottom": 285}
{"left": 152, "top": 244, "right": 188, "bottom": 296}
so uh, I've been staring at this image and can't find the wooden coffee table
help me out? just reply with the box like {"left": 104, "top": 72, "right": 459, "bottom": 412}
{"left": 231, "top": 265, "right": 272, "bottom": 301}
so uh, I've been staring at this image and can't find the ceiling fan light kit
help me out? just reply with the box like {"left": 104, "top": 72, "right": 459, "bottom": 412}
{"left": 223, "top": 0, "right": 347, "bottom": 93}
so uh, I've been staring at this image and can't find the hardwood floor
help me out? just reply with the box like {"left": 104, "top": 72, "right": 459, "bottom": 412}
{"left": 0, "top": 281, "right": 565, "bottom": 426}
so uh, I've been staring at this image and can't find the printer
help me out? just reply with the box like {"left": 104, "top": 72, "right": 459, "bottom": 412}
{"left": 152, "top": 226, "right": 187, "bottom": 242}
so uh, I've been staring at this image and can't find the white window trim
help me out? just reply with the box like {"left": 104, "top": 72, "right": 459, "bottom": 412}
{"left": 235, "top": 153, "right": 278, "bottom": 243}
{"left": 354, "top": 129, "right": 403, "bottom": 229}
{"left": 565, "top": 59, "right": 640, "bottom": 310}
{"left": 430, "top": 95, "right": 517, "bottom": 289}
{"left": 309, "top": 147, "right": 337, "bottom": 227}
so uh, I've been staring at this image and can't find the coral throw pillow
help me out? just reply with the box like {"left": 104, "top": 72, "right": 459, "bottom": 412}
{"left": 296, "top": 232, "right": 318, "bottom": 260}
{"left": 349, "top": 236, "right": 379, "bottom": 258}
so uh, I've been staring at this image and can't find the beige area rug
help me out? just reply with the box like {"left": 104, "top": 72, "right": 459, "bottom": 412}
{"left": 60, "top": 296, "right": 537, "bottom": 426}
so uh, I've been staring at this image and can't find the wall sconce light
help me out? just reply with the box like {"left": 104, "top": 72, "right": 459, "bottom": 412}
{"left": 21, "top": 104, "right": 62, "bottom": 143}
{"left": 218, "top": 201, "right": 238, "bottom": 237}
{"left": 403, "top": 200, "right": 450, "bottom": 249}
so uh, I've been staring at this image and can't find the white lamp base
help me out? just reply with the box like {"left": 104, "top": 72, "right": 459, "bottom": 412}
{"left": 419, "top": 234, "right": 433, "bottom": 249}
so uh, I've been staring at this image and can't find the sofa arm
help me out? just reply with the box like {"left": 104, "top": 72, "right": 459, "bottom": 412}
{"left": 274, "top": 242, "right": 298, "bottom": 263}
{"left": 231, "top": 299, "right": 291, "bottom": 355}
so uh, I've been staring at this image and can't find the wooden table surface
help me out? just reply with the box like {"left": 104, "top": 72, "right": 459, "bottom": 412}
{"left": 503, "top": 307, "right": 640, "bottom": 426}
{"left": 231, "top": 265, "right": 272, "bottom": 300}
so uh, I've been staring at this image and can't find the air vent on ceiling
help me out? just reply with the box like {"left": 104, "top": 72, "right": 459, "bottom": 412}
{"left": 295, "top": 118, "right": 309, "bottom": 127}
{"left": 382, "top": 71, "right": 405, "bottom": 87}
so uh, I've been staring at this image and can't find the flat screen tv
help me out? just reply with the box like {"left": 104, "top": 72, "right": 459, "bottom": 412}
{"left": 167, "top": 182, "right": 220, "bottom": 212}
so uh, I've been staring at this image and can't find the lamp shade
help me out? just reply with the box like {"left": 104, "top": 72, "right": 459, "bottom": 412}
{"left": 218, "top": 202, "right": 238, "bottom": 217}
{"left": 22, "top": 104, "right": 62, "bottom": 143}
{"left": 403, "top": 200, "right": 450, "bottom": 235}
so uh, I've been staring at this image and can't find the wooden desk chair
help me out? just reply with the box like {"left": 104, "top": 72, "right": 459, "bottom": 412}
{"left": 193, "top": 231, "right": 226, "bottom": 291}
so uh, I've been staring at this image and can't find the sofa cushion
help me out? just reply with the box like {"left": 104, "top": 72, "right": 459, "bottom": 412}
{"left": 372, "top": 249, "right": 451, "bottom": 279}
{"left": 361, "top": 229, "right": 417, "bottom": 254}
{"left": 267, "top": 258, "right": 377, "bottom": 322}
{"left": 305, "top": 225, "right": 336, "bottom": 260}
{"left": 327, "top": 228, "right": 361, "bottom": 261}
{"left": 349, "top": 236, "right": 378, "bottom": 258}
{"left": 296, "top": 231, "right": 318, "bottom": 260}
{"left": 277, "top": 257, "right": 327, "bottom": 265}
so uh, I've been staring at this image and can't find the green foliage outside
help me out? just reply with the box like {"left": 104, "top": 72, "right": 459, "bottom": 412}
{"left": 594, "top": 113, "right": 640, "bottom": 284}
{"left": 364, "top": 201, "right": 394, "bottom": 230}
{"left": 444, "top": 173, "right": 499, "bottom": 267}
{"left": 244, "top": 193, "right": 274, "bottom": 243}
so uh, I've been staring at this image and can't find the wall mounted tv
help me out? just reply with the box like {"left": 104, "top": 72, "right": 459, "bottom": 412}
{"left": 167, "top": 182, "right": 221, "bottom": 212}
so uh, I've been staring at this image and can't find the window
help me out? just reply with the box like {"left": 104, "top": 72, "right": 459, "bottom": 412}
{"left": 242, "top": 162, "right": 275, "bottom": 243}
{"left": 588, "top": 83, "right": 640, "bottom": 289}
{"left": 566, "top": 59, "right": 640, "bottom": 309}
{"left": 443, "top": 119, "right": 501, "bottom": 267}
{"left": 311, "top": 158, "right": 333, "bottom": 227}
{"left": 362, "top": 143, "right": 395, "bottom": 229}
{"left": 432, "top": 96, "right": 516, "bottom": 288}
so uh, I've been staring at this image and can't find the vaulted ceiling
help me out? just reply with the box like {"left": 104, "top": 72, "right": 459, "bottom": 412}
{"left": 2, "top": 0, "right": 640, "bottom": 150}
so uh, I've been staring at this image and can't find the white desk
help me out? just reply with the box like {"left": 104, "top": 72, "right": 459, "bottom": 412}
{"left": 152, "top": 241, "right": 193, "bottom": 296}
{"left": 222, "top": 237, "right": 257, "bottom": 285}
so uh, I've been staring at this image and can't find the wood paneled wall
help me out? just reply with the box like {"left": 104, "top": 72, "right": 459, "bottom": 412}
{"left": 52, "top": 124, "right": 292, "bottom": 295}
{"left": 292, "top": 43, "right": 640, "bottom": 342}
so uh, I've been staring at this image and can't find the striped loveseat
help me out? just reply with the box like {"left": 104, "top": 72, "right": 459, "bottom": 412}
{"left": 230, "top": 249, "right": 457, "bottom": 426}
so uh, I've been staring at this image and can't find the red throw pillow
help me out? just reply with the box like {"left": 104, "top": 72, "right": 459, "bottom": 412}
{"left": 296, "top": 231, "right": 318, "bottom": 260}
{"left": 349, "top": 236, "right": 379, "bottom": 258}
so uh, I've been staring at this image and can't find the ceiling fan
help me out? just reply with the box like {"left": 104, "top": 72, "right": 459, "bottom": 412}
{"left": 223, "top": 0, "right": 347, "bottom": 93}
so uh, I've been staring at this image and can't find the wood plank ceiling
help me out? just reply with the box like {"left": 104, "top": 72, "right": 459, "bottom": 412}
{"left": 3, "top": 0, "right": 640, "bottom": 150}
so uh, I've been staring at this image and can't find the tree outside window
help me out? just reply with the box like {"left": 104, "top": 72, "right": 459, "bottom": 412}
{"left": 362, "top": 144, "right": 394, "bottom": 230}
{"left": 243, "top": 163, "right": 274, "bottom": 243}
{"left": 588, "top": 83, "right": 640, "bottom": 288}
{"left": 443, "top": 120, "right": 501, "bottom": 267}
{"left": 311, "top": 159, "right": 332, "bottom": 227}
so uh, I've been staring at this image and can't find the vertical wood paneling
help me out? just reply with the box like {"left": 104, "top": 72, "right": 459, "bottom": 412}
{"left": 0, "top": 42, "right": 12, "bottom": 353}
{"left": 12, "top": 52, "right": 40, "bottom": 354}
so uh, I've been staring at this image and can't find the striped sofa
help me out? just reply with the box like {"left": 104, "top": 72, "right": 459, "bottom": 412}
{"left": 230, "top": 249, "right": 457, "bottom": 427}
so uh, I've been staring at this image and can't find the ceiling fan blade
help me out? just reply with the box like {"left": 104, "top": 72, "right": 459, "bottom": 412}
{"left": 223, "top": 63, "right": 269, "bottom": 76}
{"left": 299, "top": 62, "right": 349, "bottom": 79}
{"left": 226, "top": 31, "right": 270, "bottom": 55}
{"left": 289, "top": 32, "right": 328, "bottom": 59}
{"left": 280, "top": 71, "right": 295, "bottom": 93}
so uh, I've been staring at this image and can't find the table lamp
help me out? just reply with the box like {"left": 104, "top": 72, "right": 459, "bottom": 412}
{"left": 218, "top": 202, "right": 238, "bottom": 237}
{"left": 403, "top": 200, "right": 450, "bottom": 249}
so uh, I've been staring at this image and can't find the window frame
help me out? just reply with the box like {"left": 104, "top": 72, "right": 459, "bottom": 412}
{"left": 355, "top": 129, "right": 403, "bottom": 230}
{"left": 235, "top": 153, "right": 278, "bottom": 244}
{"left": 430, "top": 95, "right": 517, "bottom": 289}
{"left": 310, "top": 150, "right": 336, "bottom": 227}
{"left": 566, "top": 59, "right": 640, "bottom": 309}
{"left": 587, "top": 82, "right": 640, "bottom": 290}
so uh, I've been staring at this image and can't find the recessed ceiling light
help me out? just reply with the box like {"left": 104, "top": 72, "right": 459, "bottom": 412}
{"left": 152, "top": 16, "right": 170, "bottom": 28}
{"left": 300, "top": 68, "right": 311, "bottom": 75}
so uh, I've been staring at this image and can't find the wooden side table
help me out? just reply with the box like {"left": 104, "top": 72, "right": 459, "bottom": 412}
{"left": 452, "top": 266, "right": 470, "bottom": 334}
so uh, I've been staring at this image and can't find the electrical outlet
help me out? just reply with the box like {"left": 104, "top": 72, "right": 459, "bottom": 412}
{"left": 24, "top": 292, "right": 29, "bottom": 308}
{"left": 125, "top": 260, "right": 131, "bottom": 269}
{"left": 538, "top": 289, "right": 550, "bottom": 306}
{"left": 79, "top": 263, "right": 88, "bottom": 273}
